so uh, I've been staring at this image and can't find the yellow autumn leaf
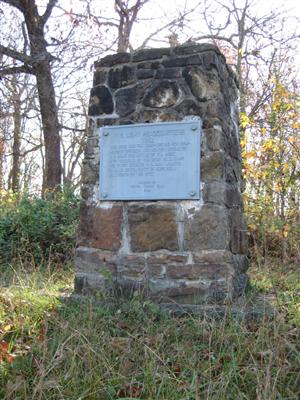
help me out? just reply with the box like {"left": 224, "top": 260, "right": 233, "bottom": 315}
{"left": 3, "top": 325, "right": 12, "bottom": 332}
{"left": 291, "top": 122, "right": 300, "bottom": 130}
{"left": 263, "top": 139, "right": 274, "bottom": 151}
{"left": 240, "top": 139, "right": 247, "bottom": 148}
{"left": 248, "top": 223, "right": 257, "bottom": 230}
{"left": 240, "top": 113, "right": 251, "bottom": 128}
{"left": 244, "top": 150, "right": 256, "bottom": 159}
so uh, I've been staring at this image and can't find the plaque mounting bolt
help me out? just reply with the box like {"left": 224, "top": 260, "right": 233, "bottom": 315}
{"left": 103, "top": 131, "right": 109, "bottom": 136}
{"left": 189, "top": 191, "right": 196, "bottom": 197}
{"left": 191, "top": 126, "right": 197, "bottom": 131}
{"left": 102, "top": 193, "right": 108, "bottom": 199}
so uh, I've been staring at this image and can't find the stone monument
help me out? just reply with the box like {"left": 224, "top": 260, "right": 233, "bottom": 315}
{"left": 75, "top": 43, "right": 248, "bottom": 306}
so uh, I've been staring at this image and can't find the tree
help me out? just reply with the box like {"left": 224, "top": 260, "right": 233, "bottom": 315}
{"left": 193, "top": 0, "right": 299, "bottom": 114}
{"left": 243, "top": 73, "right": 300, "bottom": 261}
{"left": 0, "top": 0, "right": 61, "bottom": 192}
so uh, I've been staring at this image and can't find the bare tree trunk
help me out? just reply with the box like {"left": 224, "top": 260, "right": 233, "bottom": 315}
{"left": 0, "top": 0, "right": 61, "bottom": 192}
{"left": 35, "top": 63, "right": 61, "bottom": 192}
{"left": 22, "top": 1, "right": 61, "bottom": 192}
{"left": 0, "top": 134, "right": 4, "bottom": 191}
{"left": 10, "top": 93, "right": 21, "bottom": 193}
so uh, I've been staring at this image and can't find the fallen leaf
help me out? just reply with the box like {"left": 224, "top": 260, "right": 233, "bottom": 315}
{"left": 0, "top": 340, "right": 9, "bottom": 353}
{"left": 110, "top": 337, "right": 130, "bottom": 351}
{"left": 4, "top": 324, "right": 12, "bottom": 332}
{"left": 116, "top": 320, "right": 130, "bottom": 330}
{"left": 117, "top": 383, "right": 143, "bottom": 398}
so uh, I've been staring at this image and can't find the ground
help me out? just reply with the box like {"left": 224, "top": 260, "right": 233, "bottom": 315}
{"left": 0, "top": 260, "right": 300, "bottom": 400}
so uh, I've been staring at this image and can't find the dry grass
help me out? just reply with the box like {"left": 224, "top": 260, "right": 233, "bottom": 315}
{"left": 1, "top": 260, "right": 300, "bottom": 400}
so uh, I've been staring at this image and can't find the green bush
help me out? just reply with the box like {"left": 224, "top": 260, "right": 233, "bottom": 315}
{"left": 0, "top": 189, "right": 80, "bottom": 266}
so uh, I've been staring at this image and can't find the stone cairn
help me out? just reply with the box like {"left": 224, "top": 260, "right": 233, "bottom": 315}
{"left": 75, "top": 43, "right": 248, "bottom": 306}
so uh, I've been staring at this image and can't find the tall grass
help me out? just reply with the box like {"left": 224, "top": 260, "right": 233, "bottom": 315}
{"left": 1, "top": 262, "right": 300, "bottom": 400}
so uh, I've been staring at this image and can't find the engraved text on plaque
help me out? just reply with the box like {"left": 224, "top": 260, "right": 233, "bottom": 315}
{"left": 99, "top": 121, "right": 201, "bottom": 200}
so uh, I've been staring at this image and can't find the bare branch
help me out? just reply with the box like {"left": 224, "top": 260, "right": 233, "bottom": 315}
{"left": 0, "top": 65, "right": 34, "bottom": 76}
{"left": 0, "top": 44, "right": 31, "bottom": 63}
{"left": 59, "top": 124, "right": 86, "bottom": 133}
{"left": 138, "top": 2, "right": 202, "bottom": 49}
{"left": 0, "top": 0, "right": 23, "bottom": 12}
{"left": 42, "top": 0, "right": 57, "bottom": 25}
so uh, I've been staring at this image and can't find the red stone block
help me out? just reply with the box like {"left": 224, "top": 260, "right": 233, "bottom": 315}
{"left": 78, "top": 204, "right": 123, "bottom": 250}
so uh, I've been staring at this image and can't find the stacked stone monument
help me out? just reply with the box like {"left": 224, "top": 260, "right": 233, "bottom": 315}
{"left": 75, "top": 43, "right": 248, "bottom": 305}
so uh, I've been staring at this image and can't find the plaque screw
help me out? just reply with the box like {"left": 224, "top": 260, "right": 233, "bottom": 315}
{"left": 102, "top": 193, "right": 108, "bottom": 198}
{"left": 191, "top": 126, "right": 197, "bottom": 131}
{"left": 103, "top": 131, "right": 109, "bottom": 136}
{"left": 189, "top": 191, "right": 196, "bottom": 197}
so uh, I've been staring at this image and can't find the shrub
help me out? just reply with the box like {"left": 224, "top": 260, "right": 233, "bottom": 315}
{"left": 0, "top": 188, "right": 80, "bottom": 266}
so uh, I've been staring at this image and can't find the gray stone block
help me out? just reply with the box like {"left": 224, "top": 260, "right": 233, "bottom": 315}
{"left": 184, "top": 205, "right": 230, "bottom": 251}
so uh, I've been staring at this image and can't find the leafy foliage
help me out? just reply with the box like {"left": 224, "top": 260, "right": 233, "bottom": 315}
{"left": 242, "top": 77, "right": 300, "bottom": 261}
{"left": 0, "top": 189, "right": 80, "bottom": 266}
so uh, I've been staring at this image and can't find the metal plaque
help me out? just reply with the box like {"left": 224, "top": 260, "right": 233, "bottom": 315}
{"left": 99, "top": 120, "right": 201, "bottom": 200}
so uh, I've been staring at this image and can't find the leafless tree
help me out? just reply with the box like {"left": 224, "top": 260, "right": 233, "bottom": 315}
{"left": 0, "top": 0, "right": 61, "bottom": 192}
{"left": 192, "top": 0, "right": 300, "bottom": 114}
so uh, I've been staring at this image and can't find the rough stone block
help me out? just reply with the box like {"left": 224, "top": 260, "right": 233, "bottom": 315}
{"left": 149, "top": 278, "right": 230, "bottom": 304}
{"left": 230, "top": 209, "right": 248, "bottom": 254}
{"left": 81, "top": 160, "right": 98, "bottom": 184}
{"left": 232, "top": 255, "right": 249, "bottom": 273}
{"left": 137, "top": 61, "right": 161, "bottom": 69}
{"left": 81, "top": 184, "right": 93, "bottom": 200}
{"left": 133, "top": 47, "right": 171, "bottom": 62}
{"left": 175, "top": 99, "right": 206, "bottom": 118}
{"left": 147, "top": 264, "right": 165, "bottom": 278}
{"left": 173, "top": 43, "right": 220, "bottom": 56}
{"left": 78, "top": 204, "right": 123, "bottom": 251}
{"left": 232, "top": 273, "right": 248, "bottom": 296}
{"left": 75, "top": 247, "right": 116, "bottom": 275}
{"left": 95, "top": 52, "right": 131, "bottom": 67}
{"left": 193, "top": 249, "right": 234, "bottom": 264}
{"left": 202, "top": 182, "right": 241, "bottom": 207}
{"left": 93, "top": 69, "right": 108, "bottom": 86}
{"left": 155, "top": 68, "right": 182, "bottom": 79}
{"left": 128, "top": 206, "right": 178, "bottom": 252}
{"left": 166, "top": 263, "right": 234, "bottom": 280}
{"left": 183, "top": 67, "right": 220, "bottom": 101}
{"left": 206, "top": 99, "right": 228, "bottom": 119}
{"left": 201, "top": 151, "right": 225, "bottom": 181}
{"left": 115, "top": 85, "right": 137, "bottom": 116}
{"left": 184, "top": 205, "right": 230, "bottom": 250}
{"left": 74, "top": 272, "right": 108, "bottom": 295}
{"left": 202, "top": 128, "right": 227, "bottom": 152}
{"left": 115, "top": 82, "right": 150, "bottom": 116}
{"left": 143, "top": 80, "right": 180, "bottom": 108}
{"left": 162, "top": 55, "right": 200, "bottom": 67}
{"left": 108, "top": 65, "right": 136, "bottom": 89}
{"left": 89, "top": 86, "right": 113, "bottom": 116}
{"left": 137, "top": 69, "right": 155, "bottom": 79}
{"left": 118, "top": 255, "right": 146, "bottom": 280}
{"left": 147, "top": 254, "right": 188, "bottom": 264}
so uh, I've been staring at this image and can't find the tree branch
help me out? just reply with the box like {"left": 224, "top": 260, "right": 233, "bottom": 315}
{"left": 0, "top": 44, "right": 31, "bottom": 63}
{"left": 0, "top": 65, "right": 35, "bottom": 77}
{"left": 42, "top": 0, "right": 57, "bottom": 25}
{"left": 0, "top": 0, "right": 23, "bottom": 12}
{"left": 59, "top": 124, "right": 86, "bottom": 133}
